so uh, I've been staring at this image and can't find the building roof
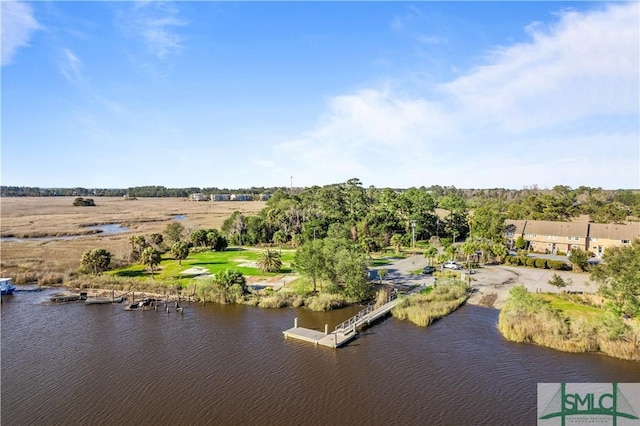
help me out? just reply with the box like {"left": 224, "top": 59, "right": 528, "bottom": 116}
{"left": 504, "top": 219, "right": 527, "bottom": 235}
{"left": 522, "top": 220, "right": 589, "bottom": 237}
{"left": 588, "top": 222, "right": 640, "bottom": 241}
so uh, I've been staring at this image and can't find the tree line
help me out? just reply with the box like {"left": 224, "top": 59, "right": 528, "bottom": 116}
{"left": 0, "top": 185, "right": 287, "bottom": 198}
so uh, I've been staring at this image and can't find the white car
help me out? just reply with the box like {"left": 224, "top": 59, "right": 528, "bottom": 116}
{"left": 443, "top": 261, "right": 462, "bottom": 270}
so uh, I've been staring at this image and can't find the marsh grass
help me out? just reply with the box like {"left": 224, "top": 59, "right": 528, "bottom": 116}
{"left": 1, "top": 197, "right": 265, "bottom": 275}
{"left": 258, "top": 293, "right": 291, "bottom": 309}
{"left": 498, "top": 285, "right": 640, "bottom": 361}
{"left": 12, "top": 270, "right": 66, "bottom": 285}
{"left": 306, "top": 293, "right": 347, "bottom": 311}
{"left": 392, "top": 282, "right": 469, "bottom": 327}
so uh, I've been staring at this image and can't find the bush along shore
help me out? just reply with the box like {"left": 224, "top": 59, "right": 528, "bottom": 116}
{"left": 61, "top": 273, "right": 360, "bottom": 312}
{"left": 498, "top": 285, "right": 640, "bottom": 361}
{"left": 392, "top": 279, "right": 470, "bottom": 327}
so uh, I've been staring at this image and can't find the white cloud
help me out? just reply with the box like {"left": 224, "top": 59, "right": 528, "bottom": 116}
{"left": 442, "top": 3, "right": 639, "bottom": 134}
{"left": 59, "top": 48, "right": 83, "bottom": 84}
{"left": 265, "top": 3, "right": 639, "bottom": 189}
{"left": 123, "top": 1, "right": 187, "bottom": 59}
{"left": 1, "top": 1, "right": 41, "bottom": 66}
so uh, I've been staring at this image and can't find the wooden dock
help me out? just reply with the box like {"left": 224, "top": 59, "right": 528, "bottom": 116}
{"left": 283, "top": 319, "right": 357, "bottom": 348}
{"left": 283, "top": 293, "right": 400, "bottom": 349}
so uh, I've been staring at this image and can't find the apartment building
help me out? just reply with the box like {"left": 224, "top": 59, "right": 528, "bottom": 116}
{"left": 504, "top": 219, "right": 639, "bottom": 257}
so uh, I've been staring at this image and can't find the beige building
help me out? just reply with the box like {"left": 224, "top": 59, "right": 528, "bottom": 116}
{"left": 524, "top": 220, "right": 589, "bottom": 254}
{"left": 504, "top": 219, "right": 639, "bottom": 257}
{"left": 587, "top": 222, "right": 640, "bottom": 257}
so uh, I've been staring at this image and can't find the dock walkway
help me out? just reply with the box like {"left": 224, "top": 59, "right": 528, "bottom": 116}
{"left": 283, "top": 293, "right": 400, "bottom": 348}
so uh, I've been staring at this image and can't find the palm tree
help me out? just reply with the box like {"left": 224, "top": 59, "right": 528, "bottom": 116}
{"left": 81, "top": 248, "right": 111, "bottom": 275}
{"left": 423, "top": 245, "right": 438, "bottom": 266}
{"left": 171, "top": 241, "right": 189, "bottom": 265}
{"left": 273, "top": 230, "right": 287, "bottom": 252}
{"left": 141, "top": 246, "right": 161, "bottom": 277}
{"left": 257, "top": 249, "right": 282, "bottom": 273}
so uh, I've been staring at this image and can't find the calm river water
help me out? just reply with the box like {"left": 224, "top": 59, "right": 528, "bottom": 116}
{"left": 2, "top": 289, "right": 639, "bottom": 425}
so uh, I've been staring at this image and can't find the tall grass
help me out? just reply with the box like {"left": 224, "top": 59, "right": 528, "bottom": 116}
{"left": 498, "top": 285, "right": 640, "bottom": 361}
{"left": 306, "top": 293, "right": 347, "bottom": 311}
{"left": 12, "top": 270, "right": 67, "bottom": 285}
{"left": 393, "top": 282, "right": 469, "bottom": 327}
{"left": 258, "top": 293, "right": 291, "bottom": 309}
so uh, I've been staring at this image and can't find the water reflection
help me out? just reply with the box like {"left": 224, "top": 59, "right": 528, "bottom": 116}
{"left": 0, "top": 223, "right": 129, "bottom": 242}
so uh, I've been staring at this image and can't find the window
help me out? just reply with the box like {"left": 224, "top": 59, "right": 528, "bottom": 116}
{"left": 567, "top": 236, "right": 573, "bottom": 241}
{"left": 574, "top": 237, "right": 579, "bottom": 241}
{"left": 590, "top": 237, "right": 598, "bottom": 242}
{"left": 622, "top": 240, "right": 630, "bottom": 244}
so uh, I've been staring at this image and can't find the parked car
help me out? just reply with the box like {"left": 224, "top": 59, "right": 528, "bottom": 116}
{"left": 443, "top": 261, "right": 463, "bottom": 270}
{"left": 422, "top": 266, "right": 436, "bottom": 275}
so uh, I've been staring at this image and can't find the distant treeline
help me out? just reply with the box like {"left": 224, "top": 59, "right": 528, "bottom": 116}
{"left": 0, "top": 185, "right": 288, "bottom": 198}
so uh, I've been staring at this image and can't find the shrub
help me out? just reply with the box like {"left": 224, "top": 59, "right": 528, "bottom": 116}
{"left": 535, "top": 259, "right": 548, "bottom": 269}
{"left": 548, "top": 260, "right": 570, "bottom": 271}
{"left": 72, "top": 197, "right": 95, "bottom": 206}
{"left": 525, "top": 258, "right": 537, "bottom": 267}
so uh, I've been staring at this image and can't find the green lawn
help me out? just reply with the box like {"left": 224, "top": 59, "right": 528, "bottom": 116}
{"left": 109, "top": 247, "right": 295, "bottom": 281}
{"left": 371, "top": 258, "right": 392, "bottom": 266}
{"left": 535, "top": 293, "right": 603, "bottom": 322}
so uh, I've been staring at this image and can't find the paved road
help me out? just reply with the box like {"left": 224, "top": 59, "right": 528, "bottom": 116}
{"left": 371, "top": 254, "right": 434, "bottom": 289}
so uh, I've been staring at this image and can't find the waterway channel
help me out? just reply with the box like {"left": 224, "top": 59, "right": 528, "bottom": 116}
{"left": 2, "top": 289, "right": 638, "bottom": 425}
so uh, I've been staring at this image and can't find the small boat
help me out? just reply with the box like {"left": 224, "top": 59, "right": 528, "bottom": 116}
{"left": 1, "top": 278, "right": 16, "bottom": 295}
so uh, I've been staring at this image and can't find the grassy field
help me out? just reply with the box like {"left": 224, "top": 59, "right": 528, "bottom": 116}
{"left": 110, "top": 248, "right": 295, "bottom": 281}
{"left": 0, "top": 197, "right": 265, "bottom": 276}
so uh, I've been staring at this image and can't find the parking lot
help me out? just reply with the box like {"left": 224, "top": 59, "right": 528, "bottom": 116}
{"left": 373, "top": 255, "right": 595, "bottom": 309}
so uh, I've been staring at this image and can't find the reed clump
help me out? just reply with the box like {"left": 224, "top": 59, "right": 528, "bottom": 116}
{"left": 258, "top": 293, "right": 291, "bottom": 309}
{"left": 66, "top": 275, "right": 171, "bottom": 294}
{"left": 12, "top": 270, "right": 66, "bottom": 286}
{"left": 498, "top": 285, "right": 640, "bottom": 361}
{"left": 392, "top": 281, "right": 469, "bottom": 327}
{"left": 306, "top": 293, "right": 347, "bottom": 311}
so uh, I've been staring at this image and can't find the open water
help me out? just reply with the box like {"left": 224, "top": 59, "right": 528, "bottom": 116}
{"left": 2, "top": 289, "right": 638, "bottom": 425}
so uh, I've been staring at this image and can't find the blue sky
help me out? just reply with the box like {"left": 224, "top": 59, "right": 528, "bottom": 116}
{"left": 2, "top": 1, "right": 638, "bottom": 190}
